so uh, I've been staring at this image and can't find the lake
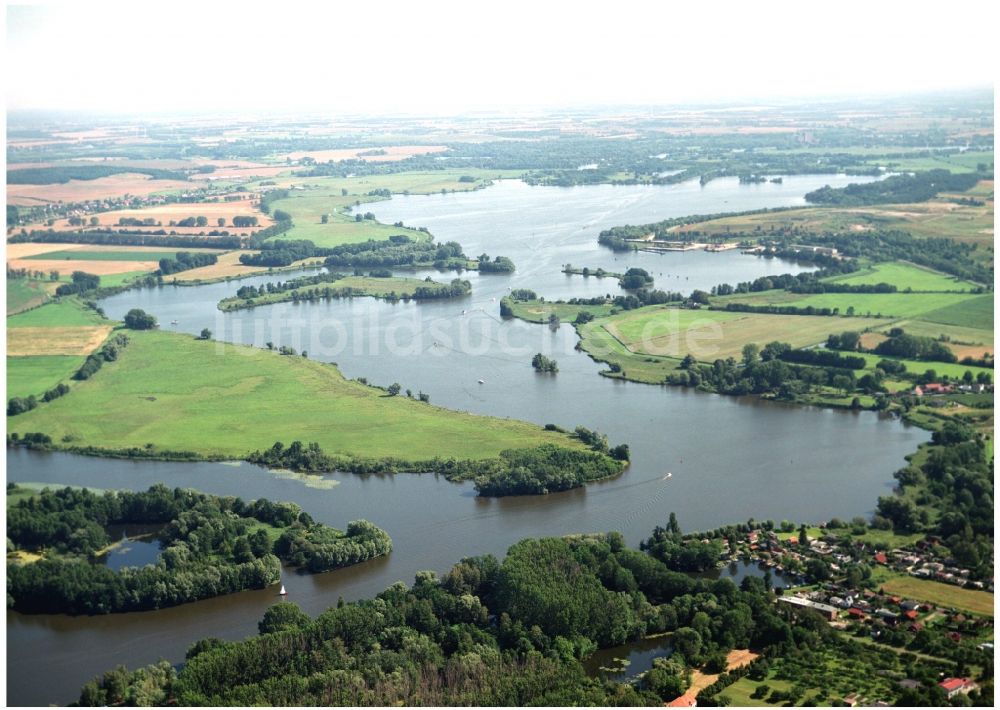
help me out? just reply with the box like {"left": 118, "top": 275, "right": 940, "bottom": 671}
{"left": 7, "top": 174, "right": 924, "bottom": 706}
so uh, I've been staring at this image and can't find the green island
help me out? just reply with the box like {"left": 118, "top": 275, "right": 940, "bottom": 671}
{"left": 6, "top": 483, "right": 391, "bottom": 614}
{"left": 217, "top": 271, "right": 472, "bottom": 311}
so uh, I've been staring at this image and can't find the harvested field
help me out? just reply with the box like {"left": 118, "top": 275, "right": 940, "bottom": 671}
{"left": 78, "top": 199, "right": 272, "bottom": 230}
{"left": 7, "top": 173, "right": 191, "bottom": 205}
{"left": 7, "top": 257, "right": 160, "bottom": 276}
{"left": 602, "top": 306, "right": 884, "bottom": 361}
{"left": 7, "top": 325, "right": 113, "bottom": 356}
{"left": 172, "top": 251, "right": 322, "bottom": 282}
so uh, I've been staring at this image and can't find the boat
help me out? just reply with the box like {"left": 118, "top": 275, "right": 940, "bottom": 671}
{"left": 170, "top": 320, "right": 178, "bottom": 325}
{"left": 478, "top": 379, "right": 485, "bottom": 384}
{"left": 278, "top": 584, "right": 287, "bottom": 596}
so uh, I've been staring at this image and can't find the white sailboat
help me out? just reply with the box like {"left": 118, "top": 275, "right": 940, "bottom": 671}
{"left": 278, "top": 584, "right": 287, "bottom": 596}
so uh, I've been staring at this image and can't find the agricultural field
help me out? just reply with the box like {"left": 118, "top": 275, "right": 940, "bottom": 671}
{"left": 170, "top": 250, "right": 324, "bottom": 283}
{"left": 877, "top": 319, "right": 993, "bottom": 359}
{"left": 7, "top": 325, "right": 113, "bottom": 356}
{"left": 724, "top": 290, "right": 984, "bottom": 322}
{"left": 71, "top": 199, "right": 273, "bottom": 233}
{"left": 6, "top": 355, "right": 86, "bottom": 400}
{"left": 6, "top": 173, "right": 191, "bottom": 206}
{"left": 602, "top": 306, "right": 885, "bottom": 360}
{"left": 7, "top": 299, "right": 111, "bottom": 400}
{"left": 827, "top": 262, "right": 979, "bottom": 292}
{"left": 6, "top": 277, "right": 57, "bottom": 315}
{"left": 7, "top": 299, "right": 107, "bottom": 328}
{"left": 671, "top": 183, "right": 994, "bottom": 250}
{"left": 876, "top": 575, "right": 994, "bottom": 617}
{"left": 917, "top": 293, "right": 994, "bottom": 330}
{"left": 9, "top": 329, "right": 590, "bottom": 461}
{"left": 265, "top": 189, "right": 429, "bottom": 248}
{"left": 7, "top": 243, "right": 224, "bottom": 283}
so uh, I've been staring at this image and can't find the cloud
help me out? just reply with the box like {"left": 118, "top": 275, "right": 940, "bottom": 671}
{"left": 6, "top": 0, "right": 996, "bottom": 114}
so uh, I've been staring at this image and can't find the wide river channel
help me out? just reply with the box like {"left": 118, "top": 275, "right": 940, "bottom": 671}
{"left": 6, "top": 175, "right": 927, "bottom": 705}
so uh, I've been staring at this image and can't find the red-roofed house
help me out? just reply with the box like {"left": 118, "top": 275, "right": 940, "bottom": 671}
{"left": 904, "top": 610, "right": 919, "bottom": 620}
{"left": 848, "top": 608, "right": 867, "bottom": 620}
{"left": 938, "top": 678, "right": 977, "bottom": 699}
{"left": 874, "top": 552, "right": 887, "bottom": 565}
{"left": 666, "top": 695, "right": 697, "bottom": 707}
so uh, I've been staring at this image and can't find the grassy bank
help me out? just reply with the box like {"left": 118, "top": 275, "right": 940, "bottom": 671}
{"left": 9, "top": 329, "right": 592, "bottom": 463}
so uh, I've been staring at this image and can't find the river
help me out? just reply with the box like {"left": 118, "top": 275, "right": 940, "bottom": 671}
{"left": 7, "top": 175, "right": 926, "bottom": 706}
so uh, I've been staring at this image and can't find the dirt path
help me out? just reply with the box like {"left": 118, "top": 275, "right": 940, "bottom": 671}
{"left": 667, "top": 649, "right": 760, "bottom": 706}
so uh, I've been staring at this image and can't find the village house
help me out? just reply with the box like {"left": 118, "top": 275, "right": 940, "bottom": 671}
{"left": 938, "top": 678, "right": 977, "bottom": 699}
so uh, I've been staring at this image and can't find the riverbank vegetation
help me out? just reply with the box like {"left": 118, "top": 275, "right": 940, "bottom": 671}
{"left": 217, "top": 271, "right": 471, "bottom": 311}
{"left": 6, "top": 484, "right": 391, "bottom": 614}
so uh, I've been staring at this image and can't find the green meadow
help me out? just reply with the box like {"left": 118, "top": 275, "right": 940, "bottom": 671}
{"left": 828, "top": 262, "right": 979, "bottom": 292}
{"left": 917, "top": 294, "right": 993, "bottom": 330}
{"left": 6, "top": 355, "right": 85, "bottom": 399}
{"left": 728, "top": 290, "right": 981, "bottom": 322}
{"left": 9, "top": 329, "right": 589, "bottom": 461}
{"left": 22, "top": 250, "right": 186, "bottom": 262}
{"left": 6, "top": 278, "right": 55, "bottom": 315}
{"left": 822, "top": 350, "right": 993, "bottom": 380}
{"left": 7, "top": 299, "right": 107, "bottom": 328}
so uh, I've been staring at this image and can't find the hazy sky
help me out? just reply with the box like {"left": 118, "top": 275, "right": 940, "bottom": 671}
{"left": 5, "top": 1, "right": 996, "bottom": 115}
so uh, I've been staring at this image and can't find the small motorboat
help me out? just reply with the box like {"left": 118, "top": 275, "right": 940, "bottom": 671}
{"left": 170, "top": 319, "right": 178, "bottom": 325}
{"left": 278, "top": 584, "right": 287, "bottom": 596}
{"left": 478, "top": 379, "right": 485, "bottom": 384}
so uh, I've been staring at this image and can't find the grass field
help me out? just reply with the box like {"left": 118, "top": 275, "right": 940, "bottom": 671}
{"left": 917, "top": 294, "right": 994, "bottom": 330}
{"left": 881, "top": 320, "right": 993, "bottom": 358}
{"left": 864, "top": 151, "right": 994, "bottom": 173}
{"left": 7, "top": 299, "right": 107, "bottom": 328}
{"left": 828, "top": 262, "right": 979, "bottom": 292}
{"left": 821, "top": 350, "right": 994, "bottom": 381}
{"left": 671, "top": 191, "right": 993, "bottom": 249}
{"left": 6, "top": 354, "right": 86, "bottom": 399}
{"left": 877, "top": 575, "right": 994, "bottom": 616}
{"left": 9, "top": 329, "right": 590, "bottom": 461}
{"left": 6, "top": 278, "right": 56, "bottom": 315}
{"left": 603, "top": 306, "right": 885, "bottom": 361}
{"left": 267, "top": 190, "right": 429, "bottom": 248}
{"left": 22, "top": 250, "right": 183, "bottom": 262}
{"left": 725, "top": 290, "right": 982, "bottom": 322}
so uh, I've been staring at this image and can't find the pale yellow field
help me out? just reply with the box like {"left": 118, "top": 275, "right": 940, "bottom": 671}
{"left": 7, "top": 258, "right": 161, "bottom": 275}
{"left": 7, "top": 174, "right": 191, "bottom": 205}
{"left": 7, "top": 325, "right": 113, "bottom": 356}
{"left": 171, "top": 251, "right": 323, "bottom": 282}
{"left": 5, "top": 243, "right": 220, "bottom": 259}
{"left": 79, "top": 199, "right": 273, "bottom": 230}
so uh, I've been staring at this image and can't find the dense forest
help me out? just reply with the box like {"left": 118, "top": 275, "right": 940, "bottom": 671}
{"left": 805, "top": 170, "right": 986, "bottom": 206}
{"left": 158, "top": 251, "right": 218, "bottom": 275}
{"left": 6, "top": 485, "right": 391, "bottom": 614}
{"left": 6, "top": 164, "right": 188, "bottom": 184}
